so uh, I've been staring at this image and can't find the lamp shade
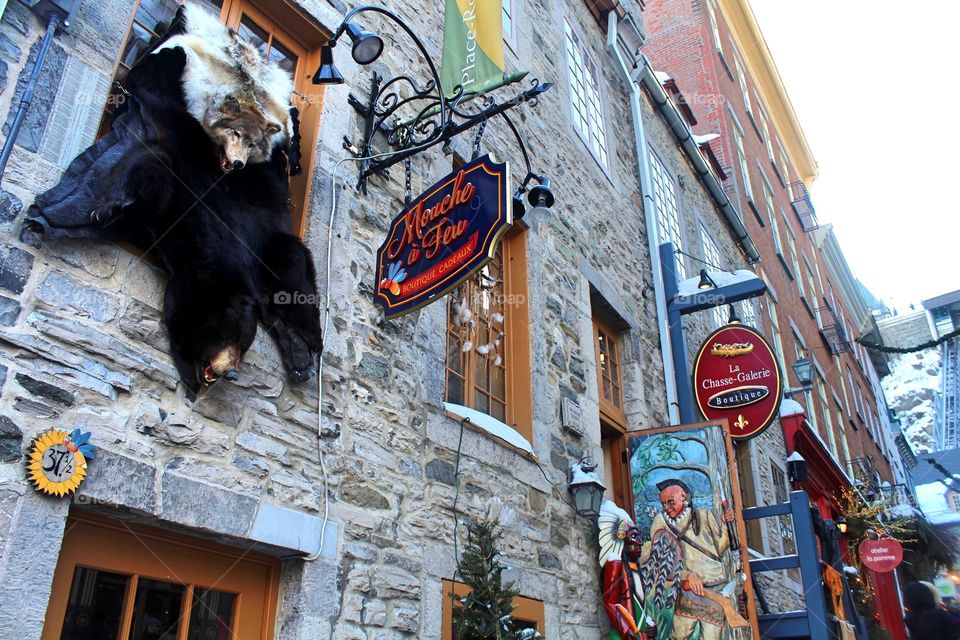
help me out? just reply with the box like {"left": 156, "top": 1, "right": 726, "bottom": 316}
{"left": 313, "top": 44, "right": 343, "bottom": 84}
{"left": 791, "top": 357, "right": 813, "bottom": 388}
{"left": 568, "top": 460, "right": 606, "bottom": 519}
{"left": 343, "top": 22, "right": 384, "bottom": 65}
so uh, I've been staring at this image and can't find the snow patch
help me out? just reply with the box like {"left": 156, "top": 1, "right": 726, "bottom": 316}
{"left": 883, "top": 349, "right": 941, "bottom": 454}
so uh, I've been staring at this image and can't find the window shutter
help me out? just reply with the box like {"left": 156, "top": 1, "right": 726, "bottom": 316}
{"left": 40, "top": 56, "right": 110, "bottom": 168}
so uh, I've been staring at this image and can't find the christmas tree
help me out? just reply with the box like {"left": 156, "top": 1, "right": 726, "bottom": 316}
{"left": 452, "top": 518, "right": 540, "bottom": 639}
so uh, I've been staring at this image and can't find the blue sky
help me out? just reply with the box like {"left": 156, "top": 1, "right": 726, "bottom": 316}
{"left": 750, "top": 0, "right": 960, "bottom": 311}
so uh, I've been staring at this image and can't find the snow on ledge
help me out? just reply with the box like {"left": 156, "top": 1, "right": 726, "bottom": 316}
{"left": 444, "top": 403, "right": 534, "bottom": 456}
{"left": 780, "top": 398, "right": 805, "bottom": 417}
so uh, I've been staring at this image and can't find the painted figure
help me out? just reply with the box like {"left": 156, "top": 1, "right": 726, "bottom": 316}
{"left": 598, "top": 501, "right": 655, "bottom": 639}
{"left": 641, "top": 479, "right": 748, "bottom": 640}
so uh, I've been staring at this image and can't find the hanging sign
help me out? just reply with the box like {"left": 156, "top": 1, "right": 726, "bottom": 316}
{"left": 27, "top": 428, "right": 96, "bottom": 497}
{"left": 692, "top": 324, "right": 783, "bottom": 440}
{"left": 859, "top": 538, "right": 903, "bottom": 573}
{"left": 375, "top": 154, "right": 511, "bottom": 319}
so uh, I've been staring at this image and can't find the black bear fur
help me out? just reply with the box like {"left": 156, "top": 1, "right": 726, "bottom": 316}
{"left": 25, "top": 45, "right": 321, "bottom": 398}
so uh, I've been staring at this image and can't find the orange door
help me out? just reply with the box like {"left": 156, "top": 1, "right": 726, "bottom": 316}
{"left": 42, "top": 513, "right": 279, "bottom": 640}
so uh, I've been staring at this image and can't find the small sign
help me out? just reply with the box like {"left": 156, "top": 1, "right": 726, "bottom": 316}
{"left": 859, "top": 538, "right": 903, "bottom": 573}
{"left": 27, "top": 428, "right": 96, "bottom": 497}
{"left": 693, "top": 325, "right": 783, "bottom": 440}
{"left": 561, "top": 397, "right": 585, "bottom": 438}
{"left": 375, "top": 154, "right": 511, "bottom": 319}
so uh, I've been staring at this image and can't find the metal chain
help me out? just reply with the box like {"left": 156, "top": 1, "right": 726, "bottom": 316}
{"left": 403, "top": 157, "right": 412, "bottom": 206}
{"left": 471, "top": 119, "right": 487, "bottom": 161}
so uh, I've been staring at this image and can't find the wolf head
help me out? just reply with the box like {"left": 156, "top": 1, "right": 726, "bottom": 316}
{"left": 205, "top": 94, "right": 283, "bottom": 172}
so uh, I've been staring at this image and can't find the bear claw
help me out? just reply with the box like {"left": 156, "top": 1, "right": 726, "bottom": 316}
{"left": 289, "top": 366, "right": 316, "bottom": 384}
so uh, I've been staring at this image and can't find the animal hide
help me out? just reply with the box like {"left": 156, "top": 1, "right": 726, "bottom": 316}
{"left": 24, "top": 6, "right": 321, "bottom": 398}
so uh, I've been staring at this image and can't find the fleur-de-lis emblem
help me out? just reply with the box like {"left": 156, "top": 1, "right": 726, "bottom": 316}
{"left": 734, "top": 415, "right": 749, "bottom": 430}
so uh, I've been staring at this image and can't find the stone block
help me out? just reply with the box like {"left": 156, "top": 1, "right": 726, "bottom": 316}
{"left": 78, "top": 449, "right": 158, "bottom": 515}
{"left": 425, "top": 458, "right": 456, "bottom": 486}
{"left": 0, "top": 244, "right": 33, "bottom": 294}
{"left": 249, "top": 502, "right": 337, "bottom": 557}
{"left": 0, "top": 294, "right": 19, "bottom": 325}
{"left": 46, "top": 239, "right": 120, "bottom": 279}
{"left": 38, "top": 271, "right": 116, "bottom": 322}
{"left": 390, "top": 600, "right": 419, "bottom": 633}
{"left": 2, "top": 40, "right": 66, "bottom": 152}
{"left": 339, "top": 479, "right": 390, "bottom": 510}
{"left": 135, "top": 405, "right": 228, "bottom": 456}
{"left": 0, "top": 415, "right": 23, "bottom": 462}
{"left": 0, "top": 328, "right": 132, "bottom": 391}
{"left": 160, "top": 471, "right": 259, "bottom": 538}
{"left": 28, "top": 311, "right": 177, "bottom": 388}
{"left": 14, "top": 372, "right": 75, "bottom": 406}
{"left": 236, "top": 430, "right": 289, "bottom": 464}
{"left": 372, "top": 567, "right": 420, "bottom": 598}
{"left": 0, "top": 190, "right": 22, "bottom": 224}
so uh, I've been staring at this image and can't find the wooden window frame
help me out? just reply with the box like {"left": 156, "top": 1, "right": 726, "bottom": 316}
{"left": 42, "top": 511, "right": 280, "bottom": 640}
{"left": 442, "top": 579, "right": 544, "bottom": 638}
{"left": 444, "top": 229, "right": 533, "bottom": 446}
{"left": 100, "top": 0, "right": 328, "bottom": 238}
{"left": 593, "top": 315, "right": 627, "bottom": 430}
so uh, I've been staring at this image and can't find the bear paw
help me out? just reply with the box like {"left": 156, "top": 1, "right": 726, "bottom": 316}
{"left": 288, "top": 365, "right": 316, "bottom": 384}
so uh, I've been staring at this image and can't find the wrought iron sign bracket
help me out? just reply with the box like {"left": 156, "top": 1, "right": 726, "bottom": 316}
{"left": 315, "top": 5, "right": 554, "bottom": 199}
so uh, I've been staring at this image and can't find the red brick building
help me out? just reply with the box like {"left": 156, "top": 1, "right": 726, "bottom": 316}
{"left": 642, "top": 1, "right": 908, "bottom": 637}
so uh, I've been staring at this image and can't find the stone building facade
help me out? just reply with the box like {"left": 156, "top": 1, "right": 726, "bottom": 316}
{"left": 0, "top": 0, "right": 773, "bottom": 638}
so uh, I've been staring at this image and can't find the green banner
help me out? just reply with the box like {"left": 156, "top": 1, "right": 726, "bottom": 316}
{"left": 440, "top": 0, "right": 509, "bottom": 97}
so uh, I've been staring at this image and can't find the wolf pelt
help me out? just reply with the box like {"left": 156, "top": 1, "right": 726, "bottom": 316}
{"left": 25, "top": 10, "right": 321, "bottom": 399}
{"left": 157, "top": 4, "right": 294, "bottom": 171}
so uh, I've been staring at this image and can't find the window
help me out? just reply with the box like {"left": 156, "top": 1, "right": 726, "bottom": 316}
{"left": 649, "top": 148, "right": 686, "bottom": 278}
{"left": 803, "top": 258, "right": 818, "bottom": 317}
{"left": 769, "top": 461, "right": 799, "bottom": 581}
{"left": 594, "top": 316, "right": 627, "bottom": 429}
{"left": 952, "top": 494, "right": 960, "bottom": 512}
{"left": 740, "top": 298, "right": 758, "bottom": 328}
{"left": 777, "top": 143, "right": 794, "bottom": 199}
{"left": 705, "top": 0, "right": 722, "bottom": 51}
{"left": 784, "top": 217, "right": 803, "bottom": 294}
{"left": 443, "top": 580, "right": 544, "bottom": 638}
{"left": 700, "top": 224, "right": 726, "bottom": 328}
{"left": 847, "top": 366, "right": 861, "bottom": 418}
{"left": 502, "top": 0, "right": 516, "bottom": 49}
{"left": 758, "top": 103, "right": 775, "bottom": 162}
{"left": 44, "top": 513, "right": 279, "bottom": 640}
{"left": 759, "top": 168, "right": 776, "bottom": 228}
{"left": 838, "top": 410, "right": 853, "bottom": 477}
{"left": 818, "top": 378, "right": 838, "bottom": 458}
{"left": 101, "top": 0, "right": 326, "bottom": 236}
{"left": 732, "top": 47, "right": 752, "bottom": 115}
{"left": 564, "top": 20, "right": 608, "bottom": 167}
{"left": 445, "top": 229, "right": 533, "bottom": 443}
{"left": 768, "top": 299, "right": 788, "bottom": 377}
{"left": 731, "top": 114, "right": 754, "bottom": 204}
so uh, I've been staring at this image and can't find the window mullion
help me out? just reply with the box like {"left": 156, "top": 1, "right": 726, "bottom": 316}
{"left": 117, "top": 574, "right": 140, "bottom": 639}
{"left": 176, "top": 584, "right": 194, "bottom": 640}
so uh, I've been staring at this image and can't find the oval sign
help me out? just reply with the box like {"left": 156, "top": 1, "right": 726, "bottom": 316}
{"left": 693, "top": 325, "right": 783, "bottom": 440}
{"left": 859, "top": 538, "right": 903, "bottom": 573}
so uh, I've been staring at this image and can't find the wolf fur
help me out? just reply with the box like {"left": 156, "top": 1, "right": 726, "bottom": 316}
{"left": 156, "top": 4, "right": 293, "bottom": 170}
{"left": 25, "top": 14, "right": 321, "bottom": 399}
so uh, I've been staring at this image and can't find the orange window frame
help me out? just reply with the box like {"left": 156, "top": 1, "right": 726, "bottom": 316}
{"left": 101, "top": 0, "right": 328, "bottom": 237}
{"left": 42, "top": 511, "right": 280, "bottom": 640}
{"left": 441, "top": 579, "right": 544, "bottom": 638}
{"left": 593, "top": 316, "right": 627, "bottom": 430}
{"left": 444, "top": 228, "right": 533, "bottom": 444}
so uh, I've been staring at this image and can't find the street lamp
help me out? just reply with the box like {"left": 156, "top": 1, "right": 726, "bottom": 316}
{"left": 568, "top": 459, "right": 606, "bottom": 519}
{"left": 727, "top": 304, "right": 741, "bottom": 325}
{"left": 787, "top": 451, "right": 808, "bottom": 483}
{"left": 837, "top": 516, "right": 848, "bottom": 534}
{"left": 784, "top": 358, "right": 814, "bottom": 397}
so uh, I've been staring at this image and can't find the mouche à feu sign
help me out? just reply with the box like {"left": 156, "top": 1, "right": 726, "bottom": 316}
{"left": 693, "top": 324, "right": 783, "bottom": 440}
{"left": 375, "top": 154, "right": 511, "bottom": 319}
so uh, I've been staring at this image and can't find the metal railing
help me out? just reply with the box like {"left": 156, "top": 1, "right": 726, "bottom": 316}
{"left": 789, "top": 180, "right": 819, "bottom": 232}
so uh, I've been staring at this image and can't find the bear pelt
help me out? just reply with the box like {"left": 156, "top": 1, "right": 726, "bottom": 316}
{"left": 24, "top": 6, "right": 321, "bottom": 398}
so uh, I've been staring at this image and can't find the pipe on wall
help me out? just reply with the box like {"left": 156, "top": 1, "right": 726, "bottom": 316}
{"left": 0, "top": 13, "right": 61, "bottom": 182}
{"left": 631, "top": 51, "right": 761, "bottom": 264}
{"left": 606, "top": 12, "right": 681, "bottom": 424}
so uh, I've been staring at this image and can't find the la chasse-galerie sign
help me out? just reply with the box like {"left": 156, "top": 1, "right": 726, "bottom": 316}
{"left": 693, "top": 325, "right": 783, "bottom": 440}
{"left": 375, "top": 154, "right": 511, "bottom": 319}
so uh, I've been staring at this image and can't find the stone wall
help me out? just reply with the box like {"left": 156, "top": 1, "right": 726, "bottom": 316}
{"left": 0, "top": 0, "right": 786, "bottom": 637}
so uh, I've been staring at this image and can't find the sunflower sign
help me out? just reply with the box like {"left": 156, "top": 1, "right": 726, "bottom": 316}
{"left": 27, "top": 428, "right": 96, "bottom": 497}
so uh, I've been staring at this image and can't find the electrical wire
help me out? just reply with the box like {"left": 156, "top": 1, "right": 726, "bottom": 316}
{"left": 451, "top": 416, "right": 468, "bottom": 580}
{"left": 674, "top": 247, "right": 726, "bottom": 272}
{"left": 303, "top": 137, "right": 443, "bottom": 562}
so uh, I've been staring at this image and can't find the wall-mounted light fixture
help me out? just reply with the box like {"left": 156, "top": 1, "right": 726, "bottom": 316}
{"left": 568, "top": 458, "right": 606, "bottom": 519}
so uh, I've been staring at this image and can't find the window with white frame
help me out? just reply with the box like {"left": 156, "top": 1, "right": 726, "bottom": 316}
{"left": 650, "top": 149, "right": 685, "bottom": 278}
{"left": 705, "top": 0, "right": 722, "bottom": 52}
{"left": 769, "top": 461, "right": 798, "bottom": 582}
{"left": 848, "top": 365, "right": 861, "bottom": 418}
{"left": 700, "top": 223, "right": 726, "bottom": 328}
{"left": 838, "top": 410, "right": 853, "bottom": 476}
{"left": 760, "top": 168, "right": 777, "bottom": 227}
{"left": 777, "top": 143, "right": 794, "bottom": 199}
{"left": 836, "top": 355, "right": 851, "bottom": 414}
{"left": 803, "top": 257, "right": 818, "bottom": 321}
{"left": 740, "top": 298, "right": 758, "bottom": 328}
{"left": 564, "top": 20, "right": 608, "bottom": 168}
{"left": 818, "top": 378, "right": 838, "bottom": 458}
{"left": 731, "top": 113, "right": 754, "bottom": 203}
{"left": 758, "top": 103, "right": 775, "bottom": 162}
{"left": 732, "top": 46, "right": 752, "bottom": 115}
{"left": 784, "top": 217, "right": 803, "bottom": 296}
{"left": 768, "top": 298, "right": 788, "bottom": 377}
{"left": 502, "top": 0, "right": 515, "bottom": 48}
